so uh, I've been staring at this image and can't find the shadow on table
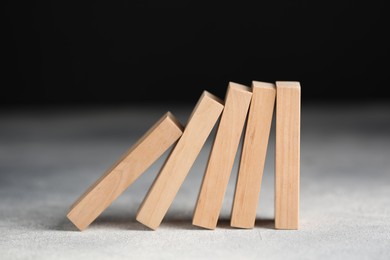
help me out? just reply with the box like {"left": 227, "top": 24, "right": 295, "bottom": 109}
{"left": 55, "top": 213, "right": 274, "bottom": 231}
{"left": 53, "top": 213, "right": 148, "bottom": 231}
{"left": 216, "top": 218, "right": 274, "bottom": 230}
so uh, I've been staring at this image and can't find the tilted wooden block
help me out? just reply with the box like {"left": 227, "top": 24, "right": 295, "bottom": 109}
{"left": 231, "top": 81, "right": 276, "bottom": 229}
{"left": 136, "top": 91, "right": 224, "bottom": 230}
{"left": 193, "top": 82, "right": 252, "bottom": 229}
{"left": 67, "top": 112, "right": 183, "bottom": 230}
{"left": 275, "top": 81, "right": 301, "bottom": 230}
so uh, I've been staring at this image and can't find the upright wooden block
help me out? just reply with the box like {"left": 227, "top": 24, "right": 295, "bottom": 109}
{"left": 136, "top": 91, "right": 224, "bottom": 230}
{"left": 275, "top": 81, "right": 301, "bottom": 230}
{"left": 67, "top": 112, "right": 183, "bottom": 230}
{"left": 193, "top": 83, "right": 252, "bottom": 229}
{"left": 231, "top": 81, "right": 276, "bottom": 229}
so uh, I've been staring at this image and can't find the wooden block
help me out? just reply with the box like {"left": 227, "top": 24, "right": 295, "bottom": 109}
{"left": 193, "top": 82, "right": 252, "bottom": 229}
{"left": 136, "top": 91, "right": 224, "bottom": 230}
{"left": 231, "top": 81, "right": 276, "bottom": 229}
{"left": 67, "top": 112, "right": 183, "bottom": 230}
{"left": 275, "top": 81, "right": 301, "bottom": 230}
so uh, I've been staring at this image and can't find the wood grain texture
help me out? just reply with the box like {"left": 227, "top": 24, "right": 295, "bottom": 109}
{"left": 275, "top": 81, "right": 301, "bottom": 230}
{"left": 193, "top": 82, "right": 252, "bottom": 229}
{"left": 136, "top": 91, "right": 224, "bottom": 230}
{"left": 231, "top": 81, "right": 276, "bottom": 229}
{"left": 67, "top": 112, "right": 183, "bottom": 230}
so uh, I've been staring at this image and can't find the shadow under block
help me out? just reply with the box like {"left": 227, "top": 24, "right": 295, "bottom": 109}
{"left": 67, "top": 112, "right": 183, "bottom": 231}
{"left": 275, "top": 81, "right": 301, "bottom": 230}
{"left": 231, "top": 81, "right": 276, "bottom": 229}
{"left": 193, "top": 83, "right": 252, "bottom": 229}
{"left": 136, "top": 91, "right": 224, "bottom": 230}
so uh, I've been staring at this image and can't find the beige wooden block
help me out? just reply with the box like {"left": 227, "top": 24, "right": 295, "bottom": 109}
{"left": 231, "top": 81, "right": 276, "bottom": 229}
{"left": 192, "top": 82, "right": 252, "bottom": 230}
{"left": 136, "top": 91, "right": 224, "bottom": 230}
{"left": 67, "top": 112, "right": 183, "bottom": 230}
{"left": 275, "top": 81, "right": 301, "bottom": 230}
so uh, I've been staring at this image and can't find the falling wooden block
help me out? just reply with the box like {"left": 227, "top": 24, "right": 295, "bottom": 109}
{"left": 136, "top": 91, "right": 224, "bottom": 230}
{"left": 67, "top": 112, "right": 183, "bottom": 230}
{"left": 275, "top": 81, "right": 301, "bottom": 230}
{"left": 231, "top": 81, "right": 276, "bottom": 229}
{"left": 192, "top": 82, "right": 252, "bottom": 229}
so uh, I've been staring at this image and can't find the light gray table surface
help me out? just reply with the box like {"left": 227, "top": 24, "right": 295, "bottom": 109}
{"left": 1, "top": 102, "right": 389, "bottom": 259}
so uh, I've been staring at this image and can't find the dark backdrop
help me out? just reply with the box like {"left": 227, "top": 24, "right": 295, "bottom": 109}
{"left": 4, "top": 1, "right": 389, "bottom": 107}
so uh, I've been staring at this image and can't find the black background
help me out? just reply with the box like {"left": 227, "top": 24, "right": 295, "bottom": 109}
{"left": 4, "top": 1, "right": 389, "bottom": 107}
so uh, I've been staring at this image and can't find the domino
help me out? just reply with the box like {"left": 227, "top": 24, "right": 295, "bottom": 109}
{"left": 67, "top": 112, "right": 183, "bottom": 230}
{"left": 136, "top": 91, "right": 224, "bottom": 230}
{"left": 230, "top": 81, "right": 276, "bottom": 229}
{"left": 193, "top": 82, "right": 252, "bottom": 229}
{"left": 275, "top": 81, "right": 301, "bottom": 230}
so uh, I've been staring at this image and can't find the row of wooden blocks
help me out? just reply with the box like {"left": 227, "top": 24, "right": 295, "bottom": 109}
{"left": 67, "top": 81, "right": 300, "bottom": 231}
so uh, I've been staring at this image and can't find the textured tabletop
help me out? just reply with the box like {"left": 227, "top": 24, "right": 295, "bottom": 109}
{"left": 1, "top": 103, "right": 389, "bottom": 259}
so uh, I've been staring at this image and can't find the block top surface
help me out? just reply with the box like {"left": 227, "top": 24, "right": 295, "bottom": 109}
{"left": 202, "top": 90, "right": 224, "bottom": 105}
{"left": 276, "top": 81, "right": 301, "bottom": 89}
{"left": 252, "top": 81, "right": 276, "bottom": 89}
{"left": 165, "top": 111, "right": 184, "bottom": 131}
{"left": 228, "top": 82, "right": 252, "bottom": 93}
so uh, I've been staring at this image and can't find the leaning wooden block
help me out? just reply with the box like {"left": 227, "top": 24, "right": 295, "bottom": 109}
{"left": 136, "top": 91, "right": 224, "bottom": 230}
{"left": 193, "top": 82, "right": 252, "bottom": 229}
{"left": 275, "top": 81, "right": 301, "bottom": 230}
{"left": 67, "top": 112, "right": 183, "bottom": 230}
{"left": 231, "top": 81, "right": 276, "bottom": 229}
